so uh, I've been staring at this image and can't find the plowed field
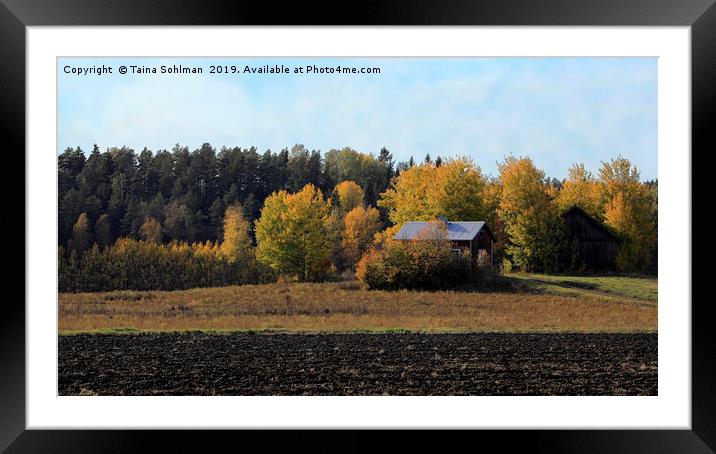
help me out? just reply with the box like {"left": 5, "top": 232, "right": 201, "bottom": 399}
{"left": 58, "top": 332, "right": 657, "bottom": 395}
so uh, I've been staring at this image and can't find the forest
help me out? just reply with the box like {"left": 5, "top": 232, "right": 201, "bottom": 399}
{"left": 58, "top": 143, "right": 658, "bottom": 292}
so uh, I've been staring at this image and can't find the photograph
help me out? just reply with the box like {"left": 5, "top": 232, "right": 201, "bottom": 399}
{"left": 56, "top": 56, "right": 659, "bottom": 396}
{"left": 5, "top": 1, "right": 711, "bottom": 448}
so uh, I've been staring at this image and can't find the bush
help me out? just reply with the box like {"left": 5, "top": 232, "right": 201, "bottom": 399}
{"left": 356, "top": 239, "right": 472, "bottom": 290}
{"left": 58, "top": 238, "right": 273, "bottom": 292}
{"left": 501, "top": 258, "right": 513, "bottom": 274}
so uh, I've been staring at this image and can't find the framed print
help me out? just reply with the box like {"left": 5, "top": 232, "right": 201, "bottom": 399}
{"left": 4, "top": 0, "right": 713, "bottom": 451}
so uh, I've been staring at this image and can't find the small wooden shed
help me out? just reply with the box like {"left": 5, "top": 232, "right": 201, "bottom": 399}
{"left": 393, "top": 217, "right": 495, "bottom": 267}
{"left": 561, "top": 205, "right": 620, "bottom": 270}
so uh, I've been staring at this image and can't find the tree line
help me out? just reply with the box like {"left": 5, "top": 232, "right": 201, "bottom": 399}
{"left": 378, "top": 156, "right": 657, "bottom": 273}
{"left": 59, "top": 143, "right": 396, "bottom": 251}
{"left": 59, "top": 144, "right": 657, "bottom": 292}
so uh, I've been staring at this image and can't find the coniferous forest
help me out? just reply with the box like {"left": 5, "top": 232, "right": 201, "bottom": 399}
{"left": 58, "top": 143, "right": 396, "bottom": 248}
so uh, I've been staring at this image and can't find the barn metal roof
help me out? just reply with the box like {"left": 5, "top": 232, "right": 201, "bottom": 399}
{"left": 393, "top": 220, "right": 489, "bottom": 241}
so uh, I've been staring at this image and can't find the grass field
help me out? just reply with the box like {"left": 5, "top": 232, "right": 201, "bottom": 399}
{"left": 59, "top": 274, "right": 657, "bottom": 333}
{"left": 506, "top": 272, "right": 658, "bottom": 301}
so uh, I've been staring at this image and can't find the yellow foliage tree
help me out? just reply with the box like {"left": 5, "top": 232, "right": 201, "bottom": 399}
{"left": 599, "top": 157, "right": 656, "bottom": 271}
{"left": 325, "top": 207, "right": 346, "bottom": 270}
{"left": 342, "top": 206, "right": 382, "bottom": 267}
{"left": 482, "top": 178, "right": 503, "bottom": 229}
{"left": 139, "top": 217, "right": 162, "bottom": 244}
{"left": 555, "top": 163, "right": 602, "bottom": 218}
{"left": 372, "top": 224, "right": 402, "bottom": 248}
{"left": 219, "top": 203, "right": 253, "bottom": 264}
{"left": 193, "top": 240, "right": 220, "bottom": 257}
{"left": 497, "top": 156, "right": 572, "bottom": 272}
{"left": 255, "top": 184, "right": 332, "bottom": 281}
{"left": 72, "top": 212, "right": 93, "bottom": 254}
{"left": 378, "top": 157, "right": 487, "bottom": 225}
{"left": 333, "top": 180, "right": 365, "bottom": 212}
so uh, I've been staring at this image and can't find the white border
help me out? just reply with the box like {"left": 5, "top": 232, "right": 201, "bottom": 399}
{"left": 27, "top": 27, "right": 691, "bottom": 429}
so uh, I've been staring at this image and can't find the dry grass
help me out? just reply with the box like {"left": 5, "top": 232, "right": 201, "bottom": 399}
{"left": 59, "top": 280, "right": 657, "bottom": 333}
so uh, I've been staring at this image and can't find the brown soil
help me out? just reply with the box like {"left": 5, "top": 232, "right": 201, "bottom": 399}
{"left": 58, "top": 332, "right": 657, "bottom": 396}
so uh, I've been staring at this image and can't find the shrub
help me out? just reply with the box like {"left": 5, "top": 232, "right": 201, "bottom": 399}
{"left": 501, "top": 258, "right": 513, "bottom": 274}
{"left": 58, "top": 238, "right": 269, "bottom": 292}
{"left": 356, "top": 239, "right": 471, "bottom": 290}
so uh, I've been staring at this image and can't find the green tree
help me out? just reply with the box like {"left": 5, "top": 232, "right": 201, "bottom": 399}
{"left": 58, "top": 146, "right": 86, "bottom": 196}
{"left": 94, "top": 213, "right": 113, "bottom": 248}
{"left": 325, "top": 207, "right": 347, "bottom": 270}
{"left": 287, "top": 144, "right": 322, "bottom": 193}
{"left": 324, "top": 147, "right": 391, "bottom": 205}
{"left": 208, "top": 197, "right": 225, "bottom": 240}
{"left": 163, "top": 201, "right": 195, "bottom": 242}
{"left": 59, "top": 188, "right": 83, "bottom": 247}
{"left": 377, "top": 147, "right": 395, "bottom": 182}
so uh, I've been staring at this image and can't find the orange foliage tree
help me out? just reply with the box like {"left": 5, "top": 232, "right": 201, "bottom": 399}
{"left": 342, "top": 206, "right": 382, "bottom": 267}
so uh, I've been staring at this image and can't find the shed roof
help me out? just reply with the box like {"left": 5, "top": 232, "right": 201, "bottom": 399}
{"left": 393, "top": 220, "right": 492, "bottom": 241}
{"left": 560, "top": 205, "right": 621, "bottom": 241}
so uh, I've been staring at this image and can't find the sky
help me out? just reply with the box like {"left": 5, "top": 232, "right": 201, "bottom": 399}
{"left": 58, "top": 57, "right": 657, "bottom": 180}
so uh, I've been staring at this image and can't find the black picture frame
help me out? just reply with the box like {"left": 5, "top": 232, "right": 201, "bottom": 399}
{"left": 3, "top": 0, "right": 712, "bottom": 451}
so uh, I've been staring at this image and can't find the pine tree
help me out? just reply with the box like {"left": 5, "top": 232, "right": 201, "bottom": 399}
{"left": 208, "top": 197, "right": 225, "bottom": 241}
{"left": 163, "top": 201, "right": 194, "bottom": 242}
{"left": 378, "top": 147, "right": 395, "bottom": 182}
{"left": 94, "top": 213, "right": 113, "bottom": 248}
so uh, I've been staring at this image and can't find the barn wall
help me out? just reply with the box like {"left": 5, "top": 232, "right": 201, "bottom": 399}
{"left": 576, "top": 240, "right": 618, "bottom": 270}
{"left": 476, "top": 232, "right": 491, "bottom": 250}
{"left": 562, "top": 210, "right": 619, "bottom": 270}
{"left": 448, "top": 240, "right": 471, "bottom": 252}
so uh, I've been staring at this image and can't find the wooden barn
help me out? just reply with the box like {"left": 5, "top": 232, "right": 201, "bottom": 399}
{"left": 393, "top": 217, "right": 495, "bottom": 267}
{"left": 561, "top": 205, "right": 620, "bottom": 270}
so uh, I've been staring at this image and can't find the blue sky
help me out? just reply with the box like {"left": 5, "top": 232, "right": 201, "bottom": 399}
{"left": 58, "top": 57, "right": 657, "bottom": 180}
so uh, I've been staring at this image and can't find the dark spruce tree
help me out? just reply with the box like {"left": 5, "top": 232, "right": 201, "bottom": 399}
{"left": 57, "top": 142, "right": 394, "bottom": 250}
